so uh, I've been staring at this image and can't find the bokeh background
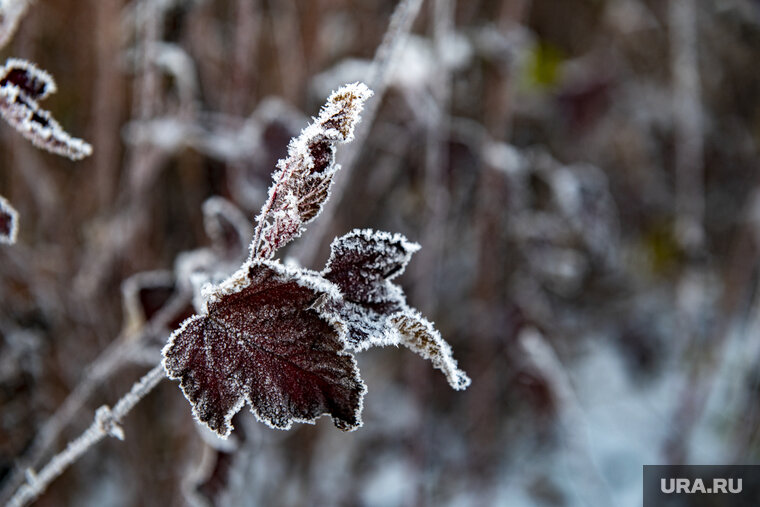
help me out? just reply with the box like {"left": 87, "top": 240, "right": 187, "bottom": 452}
{"left": 2, "top": 0, "right": 760, "bottom": 505}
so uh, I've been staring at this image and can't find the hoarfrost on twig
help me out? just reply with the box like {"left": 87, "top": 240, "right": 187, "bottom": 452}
{"left": 8, "top": 364, "right": 166, "bottom": 507}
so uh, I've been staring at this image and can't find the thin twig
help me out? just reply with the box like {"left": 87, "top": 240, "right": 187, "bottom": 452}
{"left": 0, "top": 293, "right": 190, "bottom": 504}
{"left": 8, "top": 363, "right": 166, "bottom": 507}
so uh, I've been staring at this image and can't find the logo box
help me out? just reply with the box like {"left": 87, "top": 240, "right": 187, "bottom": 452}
{"left": 644, "top": 465, "right": 760, "bottom": 506}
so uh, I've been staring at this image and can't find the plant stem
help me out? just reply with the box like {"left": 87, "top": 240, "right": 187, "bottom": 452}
{"left": 7, "top": 363, "right": 166, "bottom": 507}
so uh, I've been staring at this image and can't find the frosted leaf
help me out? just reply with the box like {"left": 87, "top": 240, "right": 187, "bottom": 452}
{"left": 323, "top": 228, "right": 419, "bottom": 305}
{"left": 162, "top": 260, "right": 366, "bottom": 437}
{"left": 0, "top": 57, "right": 55, "bottom": 100}
{"left": 0, "top": 194, "right": 19, "bottom": 244}
{"left": 121, "top": 270, "right": 194, "bottom": 333}
{"left": 320, "top": 229, "right": 470, "bottom": 390}
{"left": 0, "top": 58, "right": 92, "bottom": 160}
{"left": 250, "top": 82, "right": 373, "bottom": 260}
{"left": 320, "top": 229, "right": 418, "bottom": 349}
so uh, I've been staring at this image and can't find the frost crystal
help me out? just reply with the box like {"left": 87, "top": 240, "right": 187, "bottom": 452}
{"left": 162, "top": 260, "right": 366, "bottom": 437}
{"left": 321, "top": 229, "right": 471, "bottom": 390}
{"left": 250, "top": 82, "right": 373, "bottom": 260}
{"left": 0, "top": 194, "right": 19, "bottom": 244}
{"left": 0, "top": 58, "right": 93, "bottom": 160}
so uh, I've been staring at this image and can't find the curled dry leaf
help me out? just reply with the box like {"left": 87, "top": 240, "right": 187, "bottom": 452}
{"left": 0, "top": 58, "right": 92, "bottom": 160}
{"left": 163, "top": 260, "right": 366, "bottom": 437}
{"left": 0, "top": 194, "right": 19, "bottom": 244}
{"left": 321, "top": 229, "right": 471, "bottom": 390}
{"left": 251, "top": 82, "right": 373, "bottom": 260}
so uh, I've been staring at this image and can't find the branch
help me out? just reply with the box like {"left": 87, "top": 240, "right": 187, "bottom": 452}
{"left": 7, "top": 363, "right": 166, "bottom": 507}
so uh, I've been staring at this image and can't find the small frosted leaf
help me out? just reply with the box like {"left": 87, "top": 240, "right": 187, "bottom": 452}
{"left": 323, "top": 228, "right": 419, "bottom": 306}
{"left": 0, "top": 58, "right": 93, "bottom": 160}
{"left": 389, "top": 311, "right": 471, "bottom": 390}
{"left": 320, "top": 229, "right": 470, "bottom": 389}
{"left": 122, "top": 270, "right": 175, "bottom": 325}
{"left": 319, "top": 229, "right": 418, "bottom": 349}
{"left": 0, "top": 194, "right": 19, "bottom": 244}
{"left": 163, "top": 260, "right": 366, "bottom": 437}
{"left": 320, "top": 229, "right": 470, "bottom": 390}
{"left": 251, "top": 82, "right": 373, "bottom": 260}
{"left": 121, "top": 270, "right": 194, "bottom": 332}
{"left": 0, "top": 58, "right": 56, "bottom": 100}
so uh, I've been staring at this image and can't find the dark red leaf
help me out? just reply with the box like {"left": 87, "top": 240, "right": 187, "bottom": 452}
{"left": 0, "top": 59, "right": 55, "bottom": 100}
{"left": 163, "top": 261, "right": 365, "bottom": 437}
{"left": 320, "top": 229, "right": 419, "bottom": 349}
{"left": 320, "top": 229, "right": 471, "bottom": 390}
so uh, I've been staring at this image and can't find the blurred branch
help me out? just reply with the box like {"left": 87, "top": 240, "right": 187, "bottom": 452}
{"left": 519, "top": 328, "right": 616, "bottom": 507}
{"left": 671, "top": 0, "right": 704, "bottom": 251}
{"left": 7, "top": 363, "right": 165, "bottom": 507}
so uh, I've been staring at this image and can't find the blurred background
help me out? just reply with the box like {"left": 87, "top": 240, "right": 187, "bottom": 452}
{"left": 2, "top": 0, "right": 760, "bottom": 505}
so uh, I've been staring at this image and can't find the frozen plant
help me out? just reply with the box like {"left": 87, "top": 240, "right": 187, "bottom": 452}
{"left": 163, "top": 82, "right": 470, "bottom": 437}
{"left": 9, "top": 82, "right": 469, "bottom": 506}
